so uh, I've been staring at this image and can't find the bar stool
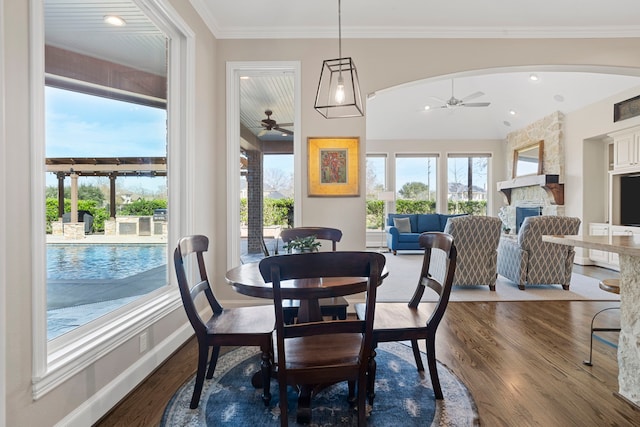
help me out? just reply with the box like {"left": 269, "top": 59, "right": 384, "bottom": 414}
{"left": 583, "top": 278, "right": 620, "bottom": 366}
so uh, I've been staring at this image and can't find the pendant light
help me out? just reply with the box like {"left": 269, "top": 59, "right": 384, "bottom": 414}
{"left": 314, "top": 0, "right": 363, "bottom": 118}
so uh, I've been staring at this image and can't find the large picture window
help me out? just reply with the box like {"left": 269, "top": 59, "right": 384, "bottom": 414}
{"left": 395, "top": 155, "right": 438, "bottom": 213}
{"left": 45, "top": 87, "right": 168, "bottom": 340}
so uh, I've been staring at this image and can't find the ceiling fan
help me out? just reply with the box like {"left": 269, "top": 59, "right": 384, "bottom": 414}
{"left": 429, "top": 80, "right": 491, "bottom": 109}
{"left": 258, "top": 110, "right": 293, "bottom": 137}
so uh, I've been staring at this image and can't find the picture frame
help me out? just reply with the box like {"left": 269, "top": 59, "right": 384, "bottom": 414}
{"left": 307, "top": 137, "right": 359, "bottom": 197}
{"left": 614, "top": 94, "right": 640, "bottom": 122}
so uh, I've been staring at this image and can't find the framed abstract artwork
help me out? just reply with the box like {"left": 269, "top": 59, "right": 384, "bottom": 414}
{"left": 307, "top": 137, "right": 359, "bottom": 196}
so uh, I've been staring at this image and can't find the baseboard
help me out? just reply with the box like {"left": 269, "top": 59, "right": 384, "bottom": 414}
{"left": 54, "top": 323, "right": 193, "bottom": 427}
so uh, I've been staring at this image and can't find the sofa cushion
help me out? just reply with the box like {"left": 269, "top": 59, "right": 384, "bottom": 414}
{"left": 417, "top": 214, "right": 441, "bottom": 233}
{"left": 393, "top": 217, "right": 412, "bottom": 233}
{"left": 397, "top": 232, "right": 421, "bottom": 243}
{"left": 439, "top": 213, "right": 467, "bottom": 231}
{"left": 388, "top": 214, "right": 417, "bottom": 232}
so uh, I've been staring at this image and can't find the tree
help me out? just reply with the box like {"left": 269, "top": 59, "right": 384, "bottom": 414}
{"left": 45, "top": 184, "right": 105, "bottom": 204}
{"left": 264, "top": 168, "right": 293, "bottom": 197}
{"left": 398, "top": 181, "right": 430, "bottom": 200}
{"left": 365, "top": 159, "right": 384, "bottom": 197}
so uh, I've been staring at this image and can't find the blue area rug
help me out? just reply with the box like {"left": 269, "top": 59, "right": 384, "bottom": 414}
{"left": 161, "top": 342, "right": 479, "bottom": 426}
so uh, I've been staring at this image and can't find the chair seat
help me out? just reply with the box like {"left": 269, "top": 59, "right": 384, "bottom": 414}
{"left": 283, "top": 333, "right": 363, "bottom": 370}
{"left": 599, "top": 279, "right": 620, "bottom": 294}
{"left": 355, "top": 302, "right": 437, "bottom": 332}
{"left": 206, "top": 305, "right": 275, "bottom": 336}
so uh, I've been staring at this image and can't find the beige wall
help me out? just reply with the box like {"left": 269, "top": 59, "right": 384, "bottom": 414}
{"left": 5, "top": 2, "right": 640, "bottom": 424}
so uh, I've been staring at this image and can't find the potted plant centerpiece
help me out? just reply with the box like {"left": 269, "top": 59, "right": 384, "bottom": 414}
{"left": 283, "top": 235, "right": 322, "bottom": 253}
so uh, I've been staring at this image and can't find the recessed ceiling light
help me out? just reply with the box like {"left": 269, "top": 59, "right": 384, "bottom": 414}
{"left": 529, "top": 74, "right": 539, "bottom": 81}
{"left": 424, "top": 105, "right": 431, "bottom": 111}
{"left": 240, "top": 76, "right": 250, "bottom": 80}
{"left": 104, "top": 15, "right": 126, "bottom": 26}
{"left": 554, "top": 94, "right": 565, "bottom": 102}
{"left": 509, "top": 109, "right": 517, "bottom": 116}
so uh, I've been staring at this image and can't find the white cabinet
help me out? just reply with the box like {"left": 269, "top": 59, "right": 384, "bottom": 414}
{"left": 588, "top": 223, "right": 610, "bottom": 263}
{"left": 612, "top": 129, "right": 640, "bottom": 170}
{"left": 589, "top": 223, "right": 640, "bottom": 269}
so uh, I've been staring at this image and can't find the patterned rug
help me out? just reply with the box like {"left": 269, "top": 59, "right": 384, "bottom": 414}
{"left": 161, "top": 342, "right": 479, "bottom": 426}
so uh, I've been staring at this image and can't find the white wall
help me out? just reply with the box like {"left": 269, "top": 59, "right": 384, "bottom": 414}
{"left": 5, "top": 4, "right": 640, "bottom": 424}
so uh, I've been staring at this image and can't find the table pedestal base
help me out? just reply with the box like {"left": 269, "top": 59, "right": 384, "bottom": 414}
{"left": 617, "top": 254, "right": 640, "bottom": 406}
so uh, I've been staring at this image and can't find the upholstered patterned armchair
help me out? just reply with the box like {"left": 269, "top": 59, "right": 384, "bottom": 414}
{"left": 444, "top": 215, "right": 502, "bottom": 290}
{"left": 497, "top": 215, "right": 581, "bottom": 290}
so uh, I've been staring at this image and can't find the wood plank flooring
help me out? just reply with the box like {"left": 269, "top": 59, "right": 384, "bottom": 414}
{"left": 94, "top": 267, "right": 640, "bottom": 427}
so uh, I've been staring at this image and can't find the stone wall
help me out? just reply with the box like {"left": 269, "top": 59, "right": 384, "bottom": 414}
{"left": 500, "top": 111, "right": 565, "bottom": 232}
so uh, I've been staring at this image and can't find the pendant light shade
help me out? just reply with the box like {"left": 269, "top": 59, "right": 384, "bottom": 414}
{"left": 314, "top": 0, "right": 364, "bottom": 118}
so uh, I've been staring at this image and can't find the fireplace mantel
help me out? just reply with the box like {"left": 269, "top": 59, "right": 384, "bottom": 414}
{"left": 497, "top": 174, "right": 564, "bottom": 205}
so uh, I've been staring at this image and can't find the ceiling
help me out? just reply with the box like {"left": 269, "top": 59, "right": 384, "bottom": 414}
{"left": 44, "top": 0, "right": 640, "bottom": 142}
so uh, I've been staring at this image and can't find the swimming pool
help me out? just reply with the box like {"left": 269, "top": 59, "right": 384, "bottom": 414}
{"left": 47, "top": 244, "right": 167, "bottom": 280}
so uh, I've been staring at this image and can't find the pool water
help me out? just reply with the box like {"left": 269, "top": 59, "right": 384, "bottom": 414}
{"left": 47, "top": 244, "right": 167, "bottom": 280}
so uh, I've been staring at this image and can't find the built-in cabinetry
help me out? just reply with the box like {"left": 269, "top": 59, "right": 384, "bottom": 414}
{"left": 612, "top": 128, "right": 640, "bottom": 170}
{"left": 588, "top": 126, "right": 640, "bottom": 270}
{"left": 588, "top": 223, "right": 640, "bottom": 271}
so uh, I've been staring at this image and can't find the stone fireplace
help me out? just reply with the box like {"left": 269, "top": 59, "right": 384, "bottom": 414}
{"left": 497, "top": 111, "right": 566, "bottom": 233}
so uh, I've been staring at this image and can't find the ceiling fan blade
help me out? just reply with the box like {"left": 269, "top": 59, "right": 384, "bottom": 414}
{"left": 462, "top": 102, "right": 491, "bottom": 107}
{"left": 274, "top": 126, "right": 293, "bottom": 135}
{"left": 277, "top": 122, "right": 294, "bottom": 127}
{"left": 460, "top": 91, "right": 485, "bottom": 102}
{"left": 258, "top": 129, "right": 268, "bottom": 137}
{"left": 429, "top": 96, "right": 448, "bottom": 103}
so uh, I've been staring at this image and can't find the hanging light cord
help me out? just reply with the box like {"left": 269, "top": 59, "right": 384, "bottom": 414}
{"left": 338, "top": 0, "right": 342, "bottom": 60}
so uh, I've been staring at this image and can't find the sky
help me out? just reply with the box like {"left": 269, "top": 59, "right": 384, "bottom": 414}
{"left": 45, "top": 86, "right": 167, "bottom": 192}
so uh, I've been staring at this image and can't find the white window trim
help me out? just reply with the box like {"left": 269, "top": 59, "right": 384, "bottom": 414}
{"left": 30, "top": 0, "right": 195, "bottom": 398}
{"left": 226, "top": 62, "right": 302, "bottom": 270}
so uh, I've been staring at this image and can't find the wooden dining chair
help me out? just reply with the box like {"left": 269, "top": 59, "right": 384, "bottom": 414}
{"left": 355, "top": 232, "right": 457, "bottom": 404}
{"left": 279, "top": 227, "right": 348, "bottom": 323}
{"left": 259, "top": 251, "right": 386, "bottom": 427}
{"left": 174, "top": 235, "right": 274, "bottom": 409}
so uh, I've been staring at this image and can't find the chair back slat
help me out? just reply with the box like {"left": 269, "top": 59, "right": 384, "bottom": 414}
{"left": 280, "top": 227, "right": 342, "bottom": 252}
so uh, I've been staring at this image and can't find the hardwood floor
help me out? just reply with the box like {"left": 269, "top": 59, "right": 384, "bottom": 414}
{"left": 94, "top": 267, "right": 639, "bottom": 427}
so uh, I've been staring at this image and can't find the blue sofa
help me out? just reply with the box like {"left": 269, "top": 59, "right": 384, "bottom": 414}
{"left": 386, "top": 213, "right": 466, "bottom": 254}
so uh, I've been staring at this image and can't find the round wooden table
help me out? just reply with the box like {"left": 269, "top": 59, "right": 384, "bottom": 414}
{"left": 225, "top": 260, "right": 388, "bottom": 423}
{"left": 225, "top": 262, "right": 388, "bottom": 323}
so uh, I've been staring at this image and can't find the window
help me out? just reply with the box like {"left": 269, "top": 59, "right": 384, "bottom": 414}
{"left": 366, "top": 155, "right": 387, "bottom": 230}
{"left": 45, "top": 87, "right": 168, "bottom": 340}
{"left": 447, "top": 154, "right": 490, "bottom": 215}
{"left": 395, "top": 155, "right": 437, "bottom": 213}
{"left": 32, "top": 0, "right": 194, "bottom": 398}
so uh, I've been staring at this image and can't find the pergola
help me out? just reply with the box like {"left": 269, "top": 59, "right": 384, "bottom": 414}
{"left": 46, "top": 157, "right": 167, "bottom": 220}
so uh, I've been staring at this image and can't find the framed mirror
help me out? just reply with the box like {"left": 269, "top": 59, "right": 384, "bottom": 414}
{"left": 513, "top": 141, "right": 544, "bottom": 178}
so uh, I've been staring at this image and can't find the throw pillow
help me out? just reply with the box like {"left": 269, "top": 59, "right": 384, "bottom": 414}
{"left": 393, "top": 217, "right": 412, "bottom": 233}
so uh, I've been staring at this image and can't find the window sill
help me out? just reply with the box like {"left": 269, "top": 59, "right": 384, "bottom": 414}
{"left": 32, "top": 289, "right": 182, "bottom": 399}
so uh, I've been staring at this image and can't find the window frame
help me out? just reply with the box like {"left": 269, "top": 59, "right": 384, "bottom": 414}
{"left": 446, "top": 152, "right": 492, "bottom": 215}
{"left": 30, "top": 0, "right": 195, "bottom": 398}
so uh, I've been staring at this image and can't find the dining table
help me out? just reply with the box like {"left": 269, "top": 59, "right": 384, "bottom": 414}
{"left": 225, "top": 261, "right": 388, "bottom": 323}
{"left": 542, "top": 233, "right": 640, "bottom": 407}
{"left": 225, "top": 259, "right": 389, "bottom": 423}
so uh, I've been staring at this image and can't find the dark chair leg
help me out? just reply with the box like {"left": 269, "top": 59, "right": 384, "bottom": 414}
{"left": 411, "top": 339, "right": 425, "bottom": 372}
{"left": 357, "top": 375, "right": 367, "bottom": 426}
{"left": 347, "top": 380, "right": 356, "bottom": 404}
{"left": 206, "top": 346, "right": 220, "bottom": 379}
{"left": 278, "top": 382, "right": 288, "bottom": 427}
{"left": 260, "top": 346, "right": 272, "bottom": 406}
{"left": 367, "top": 348, "right": 377, "bottom": 406}
{"left": 425, "top": 337, "right": 443, "bottom": 399}
{"left": 191, "top": 343, "right": 209, "bottom": 409}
